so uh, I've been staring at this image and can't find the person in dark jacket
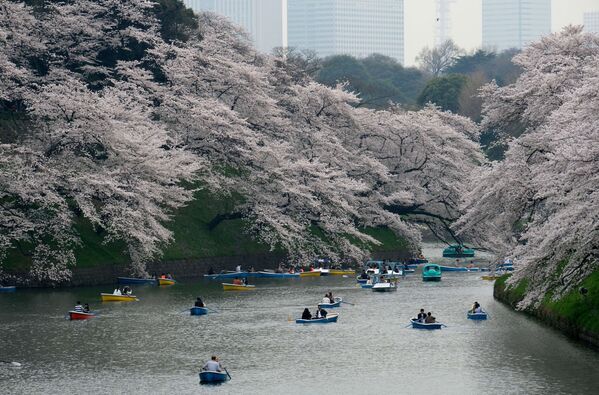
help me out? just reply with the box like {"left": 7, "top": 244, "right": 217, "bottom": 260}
{"left": 195, "top": 297, "right": 205, "bottom": 307}
{"left": 302, "top": 308, "right": 312, "bottom": 320}
{"left": 417, "top": 308, "right": 426, "bottom": 322}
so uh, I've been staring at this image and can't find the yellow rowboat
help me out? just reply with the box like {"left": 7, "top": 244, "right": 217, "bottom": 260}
{"left": 299, "top": 271, "right": 321, "bottom": 277}
{"left": 329, "top": 269, "right": 356, "bottom": 276}
{"left": 222, "top": 283, "right": 256, "bottom": 291}
{"left": 481, "top": 275, "right": 500, "bottom": 281}
{"left": 100, "top": 293, "right": 139, "bottom": 302}
{"left": 158, "top": 278, "right": 176, "bottom": 286}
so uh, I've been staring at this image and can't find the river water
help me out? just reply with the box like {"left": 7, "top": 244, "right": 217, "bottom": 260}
{"left": 1, "top": 250, "right": 598, "bottom": 394}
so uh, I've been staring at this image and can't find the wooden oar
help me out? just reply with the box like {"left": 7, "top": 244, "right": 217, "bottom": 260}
{"left": 404, "top": 322, "right": 414, "bottom": 328}
{"left": 206, "top": 307, "right": 220, "bottom": 313}
{"left": 224, "top": 367, "right": 232, "bottom": 380}
{"left": 341, "top": 300, "right": 355, "bottom": 306}
{"left": 0, "top": 360, "right": 22, "bottom": 367}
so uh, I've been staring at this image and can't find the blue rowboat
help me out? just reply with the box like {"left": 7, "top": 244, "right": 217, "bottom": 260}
{"left": 361, "top": 283, "right": 373, "bottom": 289}
{"left": 190, "top": 307, "right": 208, "bottom": 316}
{"left": 439, "top": 266, "right": 480, "bottom": 272}
{"left": 203, "top": 271, "right": 248, "bottom": 280}
{"left": 318, "top": 297, "right": 342, "bottom": 308}
{"left": 403, "top": 269, "right": 415, "bottom": 274}
{"left": 199, "top": 370, "right": 229, "bottom": 383}
{"left": 117, "top": 277, "right": 157, "bottom": 285}
{"left": 296, "top": 313, "right": 339, "bottom": 324}
{"left": 356, "top": 277, "right": 368, "bottom": 284}
{"left": 443, "top": 245, "right": 475, "bottom": 258}
{"left": 422, "top": 264, "right": 442, "bottom": 281}
{"left": 467, "top": 312, "right": 488, "bottom": 320}
{"left": 256, "top": 271, "right": 300, "bottom": 279}
{"left": 410, "top": 318, "right": 443, "bottom": 330}
{"left": 0, "top": 286, "right": 16, "bottom": 293}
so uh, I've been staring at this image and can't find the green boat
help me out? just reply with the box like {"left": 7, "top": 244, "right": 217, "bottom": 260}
{"left": 422, "top": 264, "right": 442, "bottom": 281}
{"left": 442, "top": 244, "right": 475, "bottom": 258}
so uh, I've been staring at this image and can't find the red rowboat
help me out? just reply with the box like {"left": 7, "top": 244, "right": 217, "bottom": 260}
{"left": 68, "top": 311, "right": 96, "bottom": 320}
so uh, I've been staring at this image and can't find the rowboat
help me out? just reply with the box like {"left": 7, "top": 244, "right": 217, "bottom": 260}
{"left": 361, "top": 283, "right": 373, "bottom": 289}
{"left": 422, "top": 264, "right": 442, "bottom": 282}
{"left": 100, "top": 293, "right": 138, "bottom": 302}
{"left": 372, "top": 282, "right": 397, "bottom": 292}
{"left": 204, "top": 271, "right": 248, "bottom": 280}
{"left": 190, "top": 307, "right": 208, "bottom": 316}
{"left": 442, "top": 245, "right": 475, "bottom": 258}
{"left": 296, "top": 313, "right": 339, "bottom": 324}
{"left": 199, "top": 370, "right": 229, "bottom": 383}
{"left": 300, "top": 271, "right": 321, "bottom": 278}
{"left": 410, "top": 318, "right": 443, "bottom": 330}
{"left": 439, "top": 266, "right": 480, "bottom": 272}
{"left": 68, "top": 311, "right": 96, "bottom": 320}
{"left": 117, "top": 277, "right": 157, "bottom": 285}
{"left": 312, "top": 268, "right": 330, "bottom": 276}
{"left": 222, "top": 283, "right": 256, "bottom": 291}
{"left": 318, "top": 297, "right": 342, "bottom": 308}
{"left": 329, "top": 269, "right": 355, "bottom": 276}
{"left": 467, "top": 312, "right": 488, "bottom": 320}
{"left": 256, "top": 271, "right": 299, "bottom": 279}
{"left": 157, "top": 278, "right": 176, "bottom": 286}
{"left": 481, "top": 275, "right": 500, "bottom": 281}
{"left": 403, "top": 268, "right": 415, "bottom": 274}
{"left": 0, "top": 286, "right": 16, "bottom": 293}
{"left": 356, "top": 277, "right": 369, "bottom": 284}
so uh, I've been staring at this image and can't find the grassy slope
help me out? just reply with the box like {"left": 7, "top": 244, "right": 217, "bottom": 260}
{"left": 3, "top": 190, "right": 408, "bottom": 272}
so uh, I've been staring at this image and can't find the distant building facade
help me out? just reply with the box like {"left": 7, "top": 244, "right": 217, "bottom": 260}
{"left": 183, "top": 0, "right": 286, "bottom": 53}
{"left": 583, "top": 11, "right": 599, "bottom": 33}
{"left": 482, "top": 0, "right": 551, "bottom": 51}
{"left": 287, "top": 0, "right": 404, "bottom": 64}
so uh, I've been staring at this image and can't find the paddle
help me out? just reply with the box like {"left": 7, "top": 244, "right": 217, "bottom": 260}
{"left": 404, "top": 322, "right": 414, "bottom": 328}
{"left": 180, "top": 308, "right": 191, "bottom": 313}
{"left": 206, "top": 307, "right": 220, "bottom": 313}
{"left": 341, "top": 301, "right": 355, "bottom": 306}
{"left": 0, "top": 360, "right": 22, "bottom": 367}
{"left": 224, "top": 367, "right": 232, "bottom": 380}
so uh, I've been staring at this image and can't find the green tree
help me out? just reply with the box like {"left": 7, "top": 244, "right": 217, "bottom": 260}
{"left": 417, "top": 74, "right": 467, "bottom": 113}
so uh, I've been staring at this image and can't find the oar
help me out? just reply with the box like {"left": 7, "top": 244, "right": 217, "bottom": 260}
{"left": 441, "top": 324, "right": 448, "bottom": 328}
{"left": 224, "top": 367, "right": 232, "bottom": 380}
{"left": 180, "top": 308, "right": 191, "bottom": 313}
{"left": 0, "top": 360, "right": 22, "bottom": 367}
{"left": 206, "top": 307, "right": 220, "bottom": 313}
{"left": 341, "top": 300, "right": 355, "bottom": 306}
{"left": 404, "top": 323, "right": 414, "bottom": 328}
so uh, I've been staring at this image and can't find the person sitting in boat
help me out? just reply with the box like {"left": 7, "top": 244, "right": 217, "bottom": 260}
{"left": 195, "top": 297, "right": 205, "bottom": 308}
{"left": 166, "top": 273, "right": 173, "bottom": 279}
{"left": 233, "top": 278, "right": 243, "bottom": 285}
{"left": 122, "top": 286, "right": 132, "bottom": 295}
{"left": 360, "top": 270, "right": 369, "bottom": 279}
{"left": 202, "top": 356, "right": 223, "bottom": 372}
{"left": 302, "top": 308, "right": 312, "bottom": 320}
{"left": 315, "top": 306, "right": 327, "bottom": 319}
{"left": 242, "top": 277, "right": 248, "bottom": 285}
{"left": 74, "top": 301, "right": 84, "bottom": 312}
{"left": 113, "top": 288, "right": 122, "bottom": 295}
{"left": 470, "top": 302, "right": 482, "bottom": 313}
{"left": 83, "top": 303, "right": 90, "bottom": 313}
{"left": 328, "top": 292, "right": 334, "bottom": 303}
{"left": 425, "top": 312, "right": 436, "bottom": 324}
{"left": 235, "top": 264, "right": 241, "bottom": 272}
{"left": 208, "top": 267, "right": 215, "bottom": 275}
{"left": 160, "top": 273, "right": 166, "bottom": 279}
{"left": 417, "top": 309, "right": 427, "bottom": 322}
{"left": 322, "top": 294, "right": 331, "bottom": 304}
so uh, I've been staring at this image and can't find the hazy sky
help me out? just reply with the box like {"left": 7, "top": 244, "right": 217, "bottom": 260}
{"left": 404, "top": 0, "right": 599, "bottom": 66}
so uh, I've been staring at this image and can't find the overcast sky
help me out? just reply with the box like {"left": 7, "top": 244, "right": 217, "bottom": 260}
{"left": 404, "top": 0, "right": 599, "bottom": 66}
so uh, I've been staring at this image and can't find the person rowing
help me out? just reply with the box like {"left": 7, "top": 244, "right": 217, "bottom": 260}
{"left": 470, "top": 301, "right": 482, "bottom": 313}
{"left": 327, "top": 292, "right": 334, "bottom": 303}
{"left": 417, "top": 308, "right": 426, "bottom": 322}
{"left": 302, "top": 308, "right": 312, "bottom": 320}
{"left": 195, "top": 297, "right": 205, "bottom": 308}
{"left": 74, "top": 301, "right": 84, "bottom": 312}
{"left": 202, "top": 356, "right": 223, "bottom": 372}
{"left": 315, "top": 306, "right": 327, "bottom": 319}
{"left": 322, "top": 294, "right": 331, "bottom": 304}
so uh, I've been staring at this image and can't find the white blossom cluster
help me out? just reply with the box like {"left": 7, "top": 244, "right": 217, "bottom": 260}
{"left": 0, "top": 1, "right": 481, "bottom": 283}
{"left": 456, "top": 27, "right": 599, "bottom": 308}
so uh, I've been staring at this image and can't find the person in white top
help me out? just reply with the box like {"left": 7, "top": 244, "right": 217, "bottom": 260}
{"left": 322, "top": 294, "right": 330, "bottom": 304}
{"left": 203, "top": 356, "right": 223, "bottom": 372}
{"left": 113, "top": 289, "right": 121, "bottom": 295}
{"left": 235, "top": 265, "right": 241, "bottom": 272}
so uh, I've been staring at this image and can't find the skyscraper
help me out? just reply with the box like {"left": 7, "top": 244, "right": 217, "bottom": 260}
{"left": 435, "top": 0, "right": 456, "bottom": 46}
{"left": 482, "top": 0, "right": 551, "bottom": 51}
{"left": 183, "top": 0, "right": 286, "bottom": 53}
{"left": 583, "top": 11, "right": 599, "bottom": 33}
{"left": 287, "top": 0, "right": 404, "bottom": 63}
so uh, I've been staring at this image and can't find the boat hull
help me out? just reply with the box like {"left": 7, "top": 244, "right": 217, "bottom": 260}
{"left": 318, "top": 297, "right": 342, "bottom": 308}
{"left": 299, "top": 271, "right": 321, "bottom": 277}
{"left": 467, "top": 312, "right": 488, "bottom": 320}
{"left": 222, "top": 283, "right": 256, "bottom": 291}
{"left": 256, "top": 271, "right": 299, "bottom": 278}
{"left": 0, "top": 286, "right": 16, "bottom": 293}
{"left": 356, "top": 278, "right": 368, "bottom": 284}
{"left": 411, "top": 319, "right": 443, "bottom": 330}
{"left": 199, "top": 371, "right": 229, "bottom": 383}
{"left": 481, "top": 275, "right": 499, "bottom": 281}
{"left": 422, "top": 264, "right": 442, "bottom": 281}
{"left": 117, "top": 277, "right": 157, "bottom": 285}
{"left": 296, "top": 313, "right": 339, "bottom": 324}
{"left": 190, "top": 307, "right": 208, "bottom": 316}
{"left": 360, "top": 284, "right": 373, "bottom": 289}
{"left": 204, "top": 272, "right": 248, "bottom": 280}
{"left": 440, "top": 266, "right": 480, "bottom": 272}
{"left": 100, "top": 293, "right": 138, "bottom": 302}
{"left": 328, "top": 269, "right": 355, "bottom": 276}
{"left": 372, "top": 284, "right": 397, "bottom": 292}
{"left": 69, "top": 311, "right": 96, "bottom": 320}
{"left": 158, "top": 278, "right": 176, "bottom": 286}
{"left": 422, "top": 277, "right": 442, "bottom": 282}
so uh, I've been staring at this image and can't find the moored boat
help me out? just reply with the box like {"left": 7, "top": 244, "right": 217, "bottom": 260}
{"left": 222, "top": 283, "right": 256, "bottom": 291}
{"left": 0, "top": 286, "right": 16, "bottom": 293}
{"left": 158, "top": 278, "right": 176, "bottom": 286}
{"left": 410, "top": 318, "right": 444, "bottom": 330}
{"left": 422, "top": 264, "right": 442, "bottom": 281}
{"left": 439, "top": 266, "right": 480, "bottom": 272}
{"left": 117, "top": 277, "right": 157, "bottom": 286}
{"left": 481, "top": 274, "right": 500, "bottom": 281}
{"left": 328, "top": 269, "right": 355, "bottom": 276}
{"left": 299, "top": 271, "right": 321, "bottom": 277}
{"left": 295, "top": 313, "right": 339, "bottom": 324}
{"left": 442, "top": 245, "right": 475, "bottom": 258}
{"left": 191, "top": 307, "right": 208, "bottom": 316}
{"left": 100, "top": 293, "right": 138, "bottom": 302}
{"left": 204, "top": 271, "right": 248, "bottom": 280}
{"left": 318, "top": 297, "right": 342, "bottom": 308}
{"left": 256, "top": 271, "right": 299, "bottom": 279}
{"left": 199, "top": 370, "right": 229, "bottom": 383}
{"left": 467, "top": 311, "right": 488, "bottom": 320}
{"left": 69, "top": 310, "right": 96, "bottom": 320}
{"left": 372, "top": 282, "right": 397, "bottom": 292}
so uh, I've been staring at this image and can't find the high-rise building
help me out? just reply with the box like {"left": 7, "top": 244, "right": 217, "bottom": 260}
{"left": 435, "top": 0, "right": 456, "bottom": 46}
{"left": 287, "top": 0, "right": 404, "bottom": 63}
{"left": 583, "top": 11, "right": 599, "bottom": 33}
{"left": 482, "top": 0, "right": 551, "bottom": 51}
{"left": 183, "top": 0, "right": 286, "bottom": 53}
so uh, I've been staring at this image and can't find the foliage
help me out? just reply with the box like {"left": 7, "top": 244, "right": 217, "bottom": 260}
{"left": 456, "top": 26, "right": 599, "bottom": 308}
{"left": 416, "top": 39, "right": 463, "bottom": 77}
{"left": 417, "top": 74, "right": 468, "bottom": 113}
